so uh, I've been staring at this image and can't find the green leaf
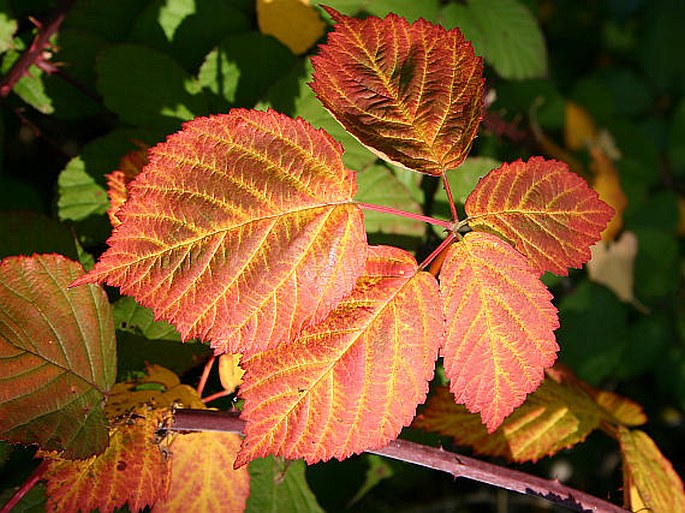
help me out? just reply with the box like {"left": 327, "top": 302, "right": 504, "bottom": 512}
{"left": 348, "top": 455, "right": 394, "bottom": 506}
{"left": 113, "top": 296, "right": 180, "bottom": 341}
{"left": 617, "top": 314, "right": 670, "bottom": 380}
{"left": 129, "top": 0, "right": 250, "bottom": 72}
{"left": 57, "top": 156, "right": 109, "bottom": 222}
{"left": 62, "top": 0, "right": 148, "bottom": 42}
{"left": 0, "top": 1, "right": 17, "bottom": 54}
{"left": 0, "top": 211, "right": 79, "bottom": 260}
{"left": 557, "top": 280, "right": 629, "bottom": 385}
{"left": 441, "top": 0, "right": 547, "bottom": 79}
{"left": 313, "top": 0, "right": 441, "bottom": 23}
{"left": 246, "top": 457, "right": 325, "bottom": 513}
{"left": 354, "top": 164, "right": 424, "bottom": 248}
{"left": 0, "top": 255, "right": 116, "bottom": 458}
{"left": 670, "top": 100, "right": 685, "bottom": 177}
{"left": 434, "top": 156, "right": 501, "bottom": 219}
{"left": 632, "top": 228, "right": 680, "bottom": 303}
{"left": 198, "top": 32, "right": 296, "bottom": 109}
{"left": 96, "top": 44, "right": 209, "bottom": 135}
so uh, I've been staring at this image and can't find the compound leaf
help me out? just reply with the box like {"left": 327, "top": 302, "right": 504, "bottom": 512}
{"left": 310, "top": 8, "right": 483, "bottom": 175}
{"left": 74, "top": 109, "right": 367, "bottom": 357}
{"left": 440, "top": 232, "right": 559, "bottom": 431}
{"left": 465, "top": 157, "right": 614, "bottom": 275}
{"left": 153, "top": 432, "right": 249, "bottom": 513}
{"left": 236, "top": 246, "right": 444, "bottom": 465}
{"left": 43, "top": 408, "right": 170, "bottom": 513}
{"left": 619, "top": 427, "right": 685, "bottom": 513}
{"left": 0, "top": 254, "right": 116, "bottom": 458}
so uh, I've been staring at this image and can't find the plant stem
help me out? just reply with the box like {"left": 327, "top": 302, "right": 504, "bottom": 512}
{"left": 196, "top": 355, "right": 215, "bottom": 397}
{"left": 0, "top": 0, "right": 76, "bottom": 98}
{"left": 202, "top": 389, "right": 233, "bottom": 404}
{"left": 441, "top": 172, "right": 459, "bottom": 223}
{"left": 170, "top": 409, "right": 629, "bottom": 513}
{"left": 0, "top": 460, "right": 49, "bottom": 513}
{"left": 355, "top": 202, "right": 453, "bottom": 231}
{"left": 419, "top": 233, "right": 456, "bottom": 272}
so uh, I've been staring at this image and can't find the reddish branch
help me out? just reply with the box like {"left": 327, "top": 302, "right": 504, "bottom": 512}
{"left": 0, "top": 0, "right": 76, "bottom": 98}
{"left": 172, "top": 409, "right": 629, "bottom": 513}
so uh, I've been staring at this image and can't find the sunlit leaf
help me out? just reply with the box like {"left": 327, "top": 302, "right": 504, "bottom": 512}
{"left": 587, "top": 231, "right": 638, "bottom": 303}
{"left": 257, "top": 0, "right": 325, "bottom": 55}
{"left": 619, "top": 427, "right": 685, "bottom": 513}
{"left": 73, "top": 109, "right": 367, "bottom": 357}
{"left": 153, "top": 432, "right": 249, "bottom": 513}
{"left": 236, "top": 246, "right": 444, "bottom": 465}
{"left": 57, "top": 156, "right": 110, "bottom": 222}
{"left": 590, "top": 147, "right": 627, "bottom": 241}
{"left": 0, "top": 254, "right": 116, "bottom": 458}
{"left": 465, "top": 157, "right": 614, "bottom": 275}
{"left": 310, "top": 8, "right": 483, "bottom": 175}
{"left": 414, "top": 374, "right": 600, "bottom": 462}
{"left": 42, "top": 408, "right": 171, "bottom": 513}
{"left": 440, "top": 232, "right": 559, "bottom": 431}
{"left": 106, "top": 147, "right": 149, "bottom": 228}
{"left": 219, "top": 353, "right": 245, "bottom": 394}
{"left": 113, "top": 296, "right": 181, "bottom": 341}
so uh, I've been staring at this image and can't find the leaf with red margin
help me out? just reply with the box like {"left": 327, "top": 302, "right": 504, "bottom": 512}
{"left": 310, "top": 8, "right": 483, "bottom": 175}
{"left": 73, "top": 109, "right": 367, "bottom": 357}
{"left": 619, "top": 427, "right": 685, "bottom": 513}
{"left": 440, "top": 232, "right": 559, "bottom": 431}
{"left": 0, "top": 254, "right": 116, "bottom": 458}
{"left": 107, "top": 147, "right": 149, "bottom": 228}
{"left": 42, "top": 408, "right": 171, "bottom": 513}
{"left": 414, "top": 370, "right": 601, "bottom": 463}
{"left": 153, "top": 432, "right": 249, "bottom": 513}
{"left": 236, "top": 245, "right": 444, "bottom": 466}
{"left": 464, "top": 157, "right": 614, "bottom": 275}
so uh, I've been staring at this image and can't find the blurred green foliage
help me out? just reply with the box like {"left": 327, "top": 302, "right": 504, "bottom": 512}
{"left": 1, "top": 0, "right": 684, "bottom": 511}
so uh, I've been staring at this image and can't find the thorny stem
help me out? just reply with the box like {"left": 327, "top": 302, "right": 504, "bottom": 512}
{"left": 196, "top": 355, "right": 215, "bottom": 397}
{"left": 0, "top": 0, "right": 76, "bottom": 98}
{"left": 0, "top": 460, "right": 49, "bottom": 513}
{"left": 171, "top": 409, "right": 629, "bottom": 513}
{"left": 355, "top": 202, "right": 453, "bottom": 231}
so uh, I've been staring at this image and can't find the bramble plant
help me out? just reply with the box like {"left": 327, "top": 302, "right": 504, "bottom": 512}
{"left": 1, "top": 3, "right": 685, "bottom": 513}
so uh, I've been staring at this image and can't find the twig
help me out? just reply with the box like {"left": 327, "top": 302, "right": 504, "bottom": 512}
{"left": 0, "top": 460, "right": 49, "bottom": 513}
{"left": 171, "top": 409, "right": 629, "bottom": 513}
{"left": 0, "top": 0, "right": 76, "bottom": 98}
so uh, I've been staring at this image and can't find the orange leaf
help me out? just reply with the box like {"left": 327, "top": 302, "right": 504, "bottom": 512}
{"left": 414, "top": 376, "right": 600, "bottom": 463}
{"left": 219, "top": 353, "right": 245, "bottom": 394}
{"left": 564, "top": 101, "right": 597, "bottom": 151}
{"left": 0, "top": 254, "right": 116, "bottom": 458}
{"left": 465, "top": 157, "right": 614, "bottom": 275}
{"left": 590, "top": 146, "right": 627, "bottom": 241}
{"left": 619, "top": 427, "right": 685, "bottom": 512}
{"left": 310, "top": 8, "right": 483, "bottom": 175}
{"left": 440, "top": 232, "right": 559, "bottom": 431}
{"left": 73, "top": 109, "right": 367, "bottom": 356}
{"left": 43, "top": 408, "right": 171, "bottom": 513}
{"left": 236, "top": 246, "right": 444, "bottom": 465}
{"left": 106, "top": 148, "right": 148, "bottom": 228}
{"left": 153, "top": 432, "right": 248, "bottom": 513}
{"left": 105, "top": 364, "right": 205, "bottom": 419}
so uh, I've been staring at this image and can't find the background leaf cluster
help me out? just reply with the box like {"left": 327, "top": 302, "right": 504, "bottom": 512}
{"left": 1, "top": 0, "right": 684, "bottom": 511}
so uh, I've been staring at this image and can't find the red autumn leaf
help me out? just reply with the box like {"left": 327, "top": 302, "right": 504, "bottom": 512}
{"left": 42, "top": 408, "right": 171, "bottom": 513}
{"left": 153, "top": 432, "right": 249, "bottom": 513}
{"left": 0, "top": 254, "right": 116, "bottom": 458}
{"left": 236, "top": 245, "right": 444, "bottom": 466}
{"left": 73, "top": 109, "right": 367, "bottom": 356}
{"left": 310, "top": 8, "right": 483, "bottom": 175}
{"left": 440, "top": 232, "right": 559, "bottom": 431}
{"left": 464, "top": 157, "right": 614, "bottom": 275}
{"left": 107, "top": 147, "right": 149, "bottom": 228}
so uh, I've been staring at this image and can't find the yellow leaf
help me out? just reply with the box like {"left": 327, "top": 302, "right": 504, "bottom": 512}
{"left": 106, "top": 364, "right": 204, "bottom": 419}
{"left": 219, "top": 353, "right": 245, "bottom": 394}
{"left": 590, "top": 146, "right": 627, "bottom": 241}
{"left": 564, "top": 101, "right": 597, "bottom": 151}
{"left": 153, "top": 432, "right": 249, "bottom": 513}
{"left": 619, "top": 427, "right": 685, "bottom": 512}
{"left": 587, "top": 231, "right": 638, "bottom": 303}
{"left": 592, "top": 388, "right": 646, "bottom": 427}
{"left": 257, "top": 0, "right": 325, "bottom": 55}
